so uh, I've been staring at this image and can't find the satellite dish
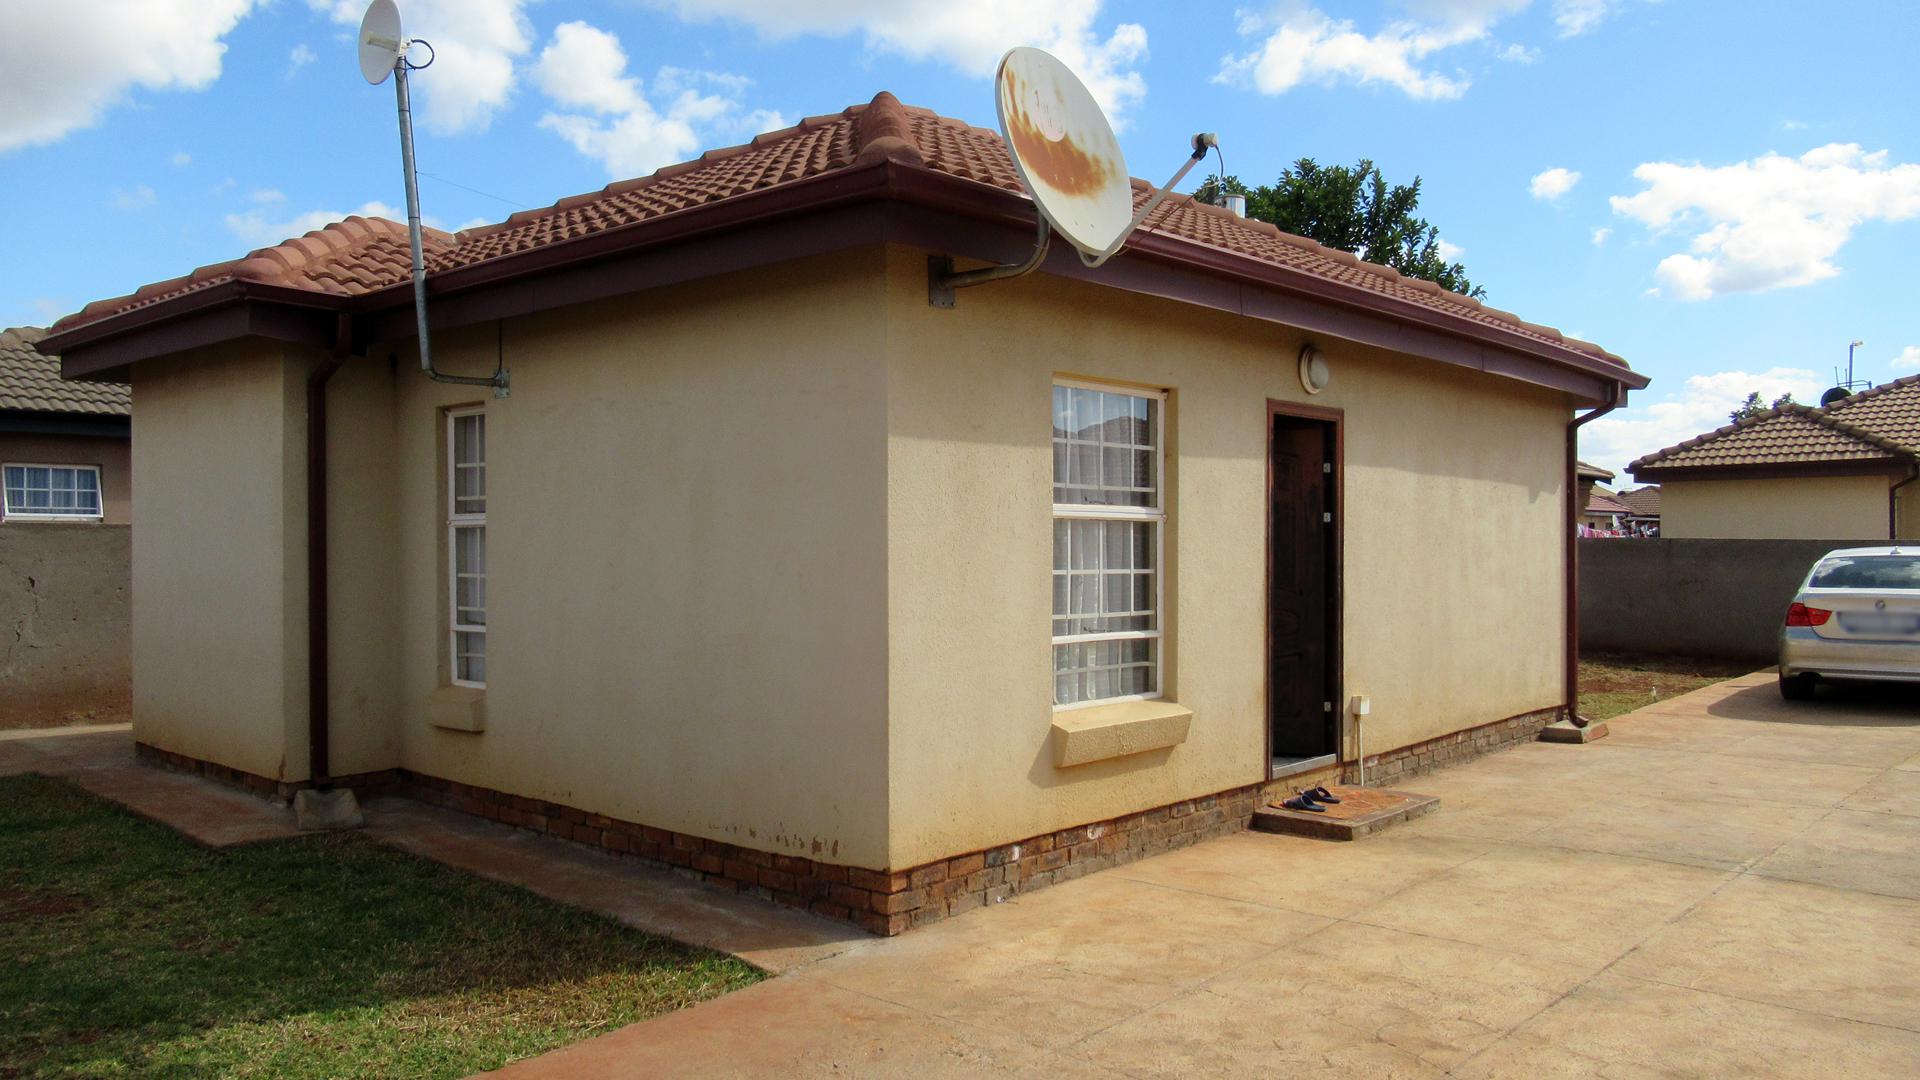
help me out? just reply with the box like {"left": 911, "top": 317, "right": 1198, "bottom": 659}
{"left": 1820, "top": 386, "right": 1851, "bottom": 407}
{"left": 995, "top": 47, "right": 1133, "bottom": 262}
{"left": 359, "top": 0, "right": 404, "bottom": 85}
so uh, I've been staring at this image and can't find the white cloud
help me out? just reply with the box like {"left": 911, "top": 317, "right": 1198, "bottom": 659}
{"left": 249, "top": 188, "right": 286, "bottom": 204}
{"left": 1217, "top": 1, "right": 1543, "bottom": 101}
{"left": 1552, "top": 0, "right": 1612, "bottom": 37}
{"left": 224, "top": 200, "right": 404, "bottom": 246}
{"left": 1591, "top": 225, "right": 1611, "bottom": 244}
{"left": 1610, "top": 143, "right": 1920, "bottom": 301}
{"left": 307, "top": 0, "right": 531, "bottom": 134}
{"left": 1530, "top": 166, "right": 1581, "bottom": 200}
{"left": 1781, "top": 118, "right": 1808, "bottom": 131}
{"left": 171, "top": 151, "right": 192, "bottom": 167}
{"left": 533, "top": 21, "right": 784, "bottom": 178}
{"left": 0, "top": 0, "right": 258, "bottom": 154}
{"left": 1436, "top": 238, "right": 1466, "bottom": 261}
{"left": 110, "top": 185, "right": 157, "bottom": 211}
{"left": 1582, "top": 366, "right": 1828, "bottom": 477}
{"left": 1495, "top": 42, "right": 1540, "bottom": 63}
{"left": 646, "top": 0, "right": 1148, "bottom": 119}
{"left": 288, "top": 44, "right": 316, "bottom": 76}
{"left": 1892, "top": 346, "right": 1920, "bottom": 372}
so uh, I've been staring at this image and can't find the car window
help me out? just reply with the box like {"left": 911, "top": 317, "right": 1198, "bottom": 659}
{"left": 1810, "top": 555, "right": 1920, "bottom": 590}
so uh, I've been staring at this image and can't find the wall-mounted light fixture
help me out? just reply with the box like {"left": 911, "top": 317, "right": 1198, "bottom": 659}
{"left": 1299, "top": 345, "right": 1330, "bottom": 395}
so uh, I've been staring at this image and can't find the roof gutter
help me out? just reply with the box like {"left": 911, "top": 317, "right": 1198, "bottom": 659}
{"left": 1566, "top": 386, "right": 1622, "bottom": 726}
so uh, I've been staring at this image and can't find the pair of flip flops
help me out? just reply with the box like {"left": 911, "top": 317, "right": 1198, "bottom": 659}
{"left": 1279, "top": 786, "right": 1342, "bottom": 813}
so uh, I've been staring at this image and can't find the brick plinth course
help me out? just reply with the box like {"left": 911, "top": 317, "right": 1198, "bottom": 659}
{"left": 134, "top": 710, "right": 1555, "bottom": 935}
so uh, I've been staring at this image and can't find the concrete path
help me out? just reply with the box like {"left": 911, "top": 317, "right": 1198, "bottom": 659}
{"left": 484, "top": 672, "right": 1920, "bottom": 1078}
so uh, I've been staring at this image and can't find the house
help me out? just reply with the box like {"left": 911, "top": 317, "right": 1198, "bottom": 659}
{"left": 0, "top": 327, "right": 129, "bottom": 523}
{"left": 39, "top": 93, "right": 1645, "bottom": 933}
{"left": 1614, "top": 485, "right": 1660, "bottom": 533}
{"left": 1582, "top": 486, "right": 1634, "bottom": 532}
{"left": 1629, "top": 380, "right": 1920, "bottom": 539}
{"left": 1575, "top": 460, "right": 1613, "bottom": 529}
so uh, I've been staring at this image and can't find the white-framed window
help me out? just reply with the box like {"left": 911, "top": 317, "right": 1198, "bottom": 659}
{"left": 1052, "top": 380, "right": 1164, "bottom": 709}
{"left": 447, "top": 408, "right": 487, "bottom": 687}
{"left": 3, "top": 464, "right": 103, "bottom": 522}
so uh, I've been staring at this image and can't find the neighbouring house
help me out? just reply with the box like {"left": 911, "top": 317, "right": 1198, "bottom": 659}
{"left": 0, "top": 326, "right": 133, "bottom": 727}
{"left": 39, "top": 93, "right": 1645, "bottom": 933}
{"left": 0, "top": 327, "right": 129, "bottom": 523}
{"left": 1614, "top": 485, "right": 1660, "bottom": 533}
{"left": 1630, "top": 379, "right": 1920, "bottom": 539}
{"left": 1575, "top": 459, "right": 1613, "bottom": 522}
{"left": 1582, "top": 486, "right": 1634, "bottom": 532}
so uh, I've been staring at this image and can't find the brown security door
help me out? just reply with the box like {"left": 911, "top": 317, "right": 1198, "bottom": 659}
{"left": 1268, "top": 404, "right": 1340, "bottom": 765}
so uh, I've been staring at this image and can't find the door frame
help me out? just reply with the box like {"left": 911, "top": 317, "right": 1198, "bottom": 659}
{"left": 1265, "top": 398, "right": 1345, "bottom": 779}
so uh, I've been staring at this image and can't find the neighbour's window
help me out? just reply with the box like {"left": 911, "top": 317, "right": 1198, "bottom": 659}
{"left": 3, "top": 464, "right": 102, "bottom": 521}
{"left": 1052, "top": 381, "right": 1164, "bottom": 707}
{"left": 448, "top": 409, "right": 487, "bottom": 687}
{"left": 1810, "top": 556, "right": 1920, "bottom": 590}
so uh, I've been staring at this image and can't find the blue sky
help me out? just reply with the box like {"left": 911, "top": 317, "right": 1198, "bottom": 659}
{"left": 3, "top": 1, "right": 1916, "bottom": 475}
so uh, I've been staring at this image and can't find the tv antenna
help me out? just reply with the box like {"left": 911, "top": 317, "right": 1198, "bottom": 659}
{"left": 359, "top": 0, "right": 508, "bottom": 395}
{"left": 931, "top": 46, "right": 1217, "bottom": 307}
{"left": 1820, "top": 338, "right": 1868, "bottom": 406}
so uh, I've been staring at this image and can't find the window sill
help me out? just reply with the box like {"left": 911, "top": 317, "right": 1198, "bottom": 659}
{"left": 424, "top": 685, "right": 486, "bottom": 732}
{"left": 1051, "top": 699, "right": 1192, "bottom": 768}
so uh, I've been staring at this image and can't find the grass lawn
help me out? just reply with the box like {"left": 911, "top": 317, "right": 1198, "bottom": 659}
{"left": 1579, "top": 652, "right": 1757, "bottom": 722}
{"left": 0, "top": 774, "right": 763, "bottom": 1079}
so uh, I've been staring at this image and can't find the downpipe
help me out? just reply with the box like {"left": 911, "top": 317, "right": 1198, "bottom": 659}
{"left": 1565, "top": 386, "right": 1621, "bottom": 726}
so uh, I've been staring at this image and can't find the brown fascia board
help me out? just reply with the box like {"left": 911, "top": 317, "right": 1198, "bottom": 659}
{"left": 49, "top": 158, "right": 1644, "bottom": 401}
{"left": 51, "top": 281, "right": 343, "bottom": 382}
{"left": 1628, "top": 458, "right": 1914, "bottom": 483}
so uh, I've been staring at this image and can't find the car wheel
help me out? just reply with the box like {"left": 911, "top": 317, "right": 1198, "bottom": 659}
{"left": 1779, "top": 673, "right": 1817, "bottom": 701}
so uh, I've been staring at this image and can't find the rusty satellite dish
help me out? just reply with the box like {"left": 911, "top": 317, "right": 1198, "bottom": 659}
{"left": 995, "top": 47, "right": 1134, "bottom": 263}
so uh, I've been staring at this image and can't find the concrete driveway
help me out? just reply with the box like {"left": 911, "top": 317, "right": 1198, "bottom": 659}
{"left": 488, "top": 672, "right": 1920, "bottom": 1078}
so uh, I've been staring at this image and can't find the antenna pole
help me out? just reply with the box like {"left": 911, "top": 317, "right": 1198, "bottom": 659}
{"left": 1079, "top": 135, "right": 1215, "bottom": 270}
{"left": 394, "top": 56, "right": 507, "bottom": 396}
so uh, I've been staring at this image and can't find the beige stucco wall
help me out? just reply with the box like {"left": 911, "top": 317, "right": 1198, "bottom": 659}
{"left": 1659, "top": 475, "right": 1895, "bottom": 539}
{"left": 130, "top": 342, "right": 310, "bottom": 779}
{"left": 0, "top": 431, "right": 131, "bottom": 524}
{"left": 128, "top": 243, "right": 1581, "bottom": 872}
{"left": 372, "top": 251, "right": 893, "bottom": 867}
{"left": 880, "top": 247, "right": 1568, "bottom": 867}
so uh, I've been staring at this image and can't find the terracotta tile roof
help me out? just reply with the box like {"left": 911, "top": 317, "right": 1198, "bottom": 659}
{"left": 1822, "top": 375, "right": 1920, "bottom": 448}
{"left": 0, "top": 327, "right": 130, "bottom": 415}
{"left": 1586, "top": 489, "right": 1633, "bottom": 516}
{"left": 48, "top": 93, "right": 1626, "bottom": 372}
{"left": 1614, "top": 486, "right": 1660, "bottom": 517}
{"left": 1575, "top": 460, "right": 1615, "bottom": 481}
{"left": 1629, "top": 404, "right": 1912, "bottom": 475}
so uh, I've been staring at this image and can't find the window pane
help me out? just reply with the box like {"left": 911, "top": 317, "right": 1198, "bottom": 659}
{"left": 456, "top": 631, "right": 486, "bottom": 684}
{"left": 452, "top": 413, "right": 486, "bottom": 515}
{"left": 1052, "top": 519, "right": 1155, "bottom": 637}
{"left": 1052, "top": 638, "right": 1155, "bottom": 706}
{"left": 1051, "top": 387, "right": 1158, "bottom": 508}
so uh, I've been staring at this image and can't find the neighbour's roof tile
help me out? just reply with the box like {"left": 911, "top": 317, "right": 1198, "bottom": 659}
{"left": 48, "top": 94, "right": 1626, "bottom": 372}
{"left": 1575, "top": 459, "right": 1614, "bottom": 481}
{"left": 0, "top": 327, "right": 130, "bottom": 415}
{"left": 1614, "top": 486, "right": 1660, "bottom": 516}
{"left": 1586, "top": 490, "right": 1634, "bottom": 516}
{"left": 1629, "top": 404, "right": 1911, "bottom": 474}
{"left": 1822, "top": 375, "right": 1920, "bottom": 448}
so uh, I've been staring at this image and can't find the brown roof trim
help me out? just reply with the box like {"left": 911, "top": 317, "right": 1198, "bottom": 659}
{"left": 1628, "top": 459, "right": 1912, "bottom": 482}
{"left": 48, "top": 158, "right": 1644, "bottom": 401}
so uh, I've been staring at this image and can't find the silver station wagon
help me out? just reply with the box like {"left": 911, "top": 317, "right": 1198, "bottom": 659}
{"left": 1779, "top": 546, "right": 1920, "bottom": 699}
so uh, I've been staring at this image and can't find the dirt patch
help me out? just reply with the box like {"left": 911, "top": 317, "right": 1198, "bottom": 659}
{"left": 0, "top": 886, "right": 91, "bottom": 922}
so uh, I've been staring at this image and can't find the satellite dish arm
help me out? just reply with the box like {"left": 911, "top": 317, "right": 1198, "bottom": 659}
{"left": 393, "top": 51, "right": 507, "bottom": 396}
{"left": 1079, "top": 133, "right": 1216, "bottom": 270}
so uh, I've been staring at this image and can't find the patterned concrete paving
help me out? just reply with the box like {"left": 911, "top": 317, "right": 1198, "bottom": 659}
{"left": 483, "top": 672, "right": 1920, "bottom": 1078}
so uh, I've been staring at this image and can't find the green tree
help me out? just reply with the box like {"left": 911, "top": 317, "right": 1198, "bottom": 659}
{"left": 1196, "top": 159, "right": 1483, "bottom": 299}
{"left": 1729, "top": 391, "right": 1796, "bottom": 423}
